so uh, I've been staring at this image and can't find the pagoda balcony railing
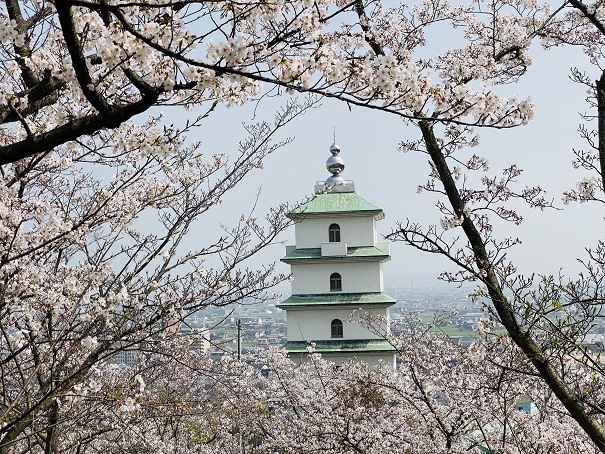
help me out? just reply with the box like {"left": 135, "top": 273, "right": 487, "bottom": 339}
{"left": 321, "top": 242, "right": 347, "bottom": 257}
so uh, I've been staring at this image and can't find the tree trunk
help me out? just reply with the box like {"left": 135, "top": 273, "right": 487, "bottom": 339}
{"left": 418, "top": 118, "right": 605, "bottom": 452}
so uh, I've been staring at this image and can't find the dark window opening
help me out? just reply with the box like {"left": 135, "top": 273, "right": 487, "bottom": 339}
{"left": 331, "top": 319, "right": 344, "bottom": 338}
{"left": 330, "top": 273, "right": 342, "bottom": 291}
{"left": 328, "top": 223, "right": 341, "bottom": 242}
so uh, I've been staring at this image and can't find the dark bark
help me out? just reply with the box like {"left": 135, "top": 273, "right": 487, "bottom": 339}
{"left": 0, "top": 414, "right": 33, "bottom": 454}
{"left": 597, "top": 70, "right": 605, "bottom": 188}
{"left": 0, "top": 99, "right": 156, "bottom": 166}
{"left": 44, "top": 401, "right": 58, "bottom": 454}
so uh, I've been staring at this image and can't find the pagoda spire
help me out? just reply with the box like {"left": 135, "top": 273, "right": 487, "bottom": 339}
{"left": 316, "top": 143, "right": 355, "bottom": 194}
{"left": 325, "top": 143, "right": 345, "bottom": 185}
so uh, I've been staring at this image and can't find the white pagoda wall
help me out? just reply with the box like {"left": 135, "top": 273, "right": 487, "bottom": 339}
{"left": 286, "top": 307, "right": 389, "bottom": 341}
{"left": 290, "top": 261, "right": 384, "bottom": 294}
{"left": 295, "top": 216, "right": 376, "bottom": 248}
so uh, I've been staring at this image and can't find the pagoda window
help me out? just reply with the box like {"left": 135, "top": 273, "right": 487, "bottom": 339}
{"left": 330, "top": 272, "right": 342, "bottom": 291}
{"left": 328, "top": 223, "right": 341, "bottom": 242}
{"left": 331, "top": 319, "right": 344, "bottom": 338}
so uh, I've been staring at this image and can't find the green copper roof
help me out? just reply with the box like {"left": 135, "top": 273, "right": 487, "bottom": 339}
{"left": 289, "top": 193, "right": 384, "bottom": 220}
{"left": 277, "top": 292, "right": 396, "bottom": 309}
{"left": 284, "top": 339, "right": 397, "bottom": 354}
{"left": 281, "top": 246, "right": 390, "bottom": 263}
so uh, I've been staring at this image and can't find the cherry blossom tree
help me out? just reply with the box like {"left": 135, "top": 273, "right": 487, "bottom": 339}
{"left": 0, "top": 98, "right": 318, "bottom": 452}
{"left": 377, "top": 1, "right": 605, "bottom": 449}
{"left": 4, "top": 0, "right": 605, "bottom": 451}
{"left": 0, "top": 0, "right": 331, "bottom": 449}
{"left": 0, "top": 0, "right": 539, "bottom": 168}
{"left": 0, "top": 27, "right": 319, "bottom": 445}
{"left": 122, "top": 327, "right": 594, "bottom": 453}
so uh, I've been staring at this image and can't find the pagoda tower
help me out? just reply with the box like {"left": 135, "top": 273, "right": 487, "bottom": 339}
{"left": 277, "top": 144, "right": 397, "bottom": 367}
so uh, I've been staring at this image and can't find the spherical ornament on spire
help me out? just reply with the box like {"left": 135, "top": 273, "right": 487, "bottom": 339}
{"left": 325, "top": 143, "right": 345, "bottom": 185}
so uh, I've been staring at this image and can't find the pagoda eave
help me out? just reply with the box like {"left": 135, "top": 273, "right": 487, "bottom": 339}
{"left": 281, "top": 246, "right": 391, "bottom": 264}
{"left": 284, "top": 339, "right": 397, "bottom": 354}
{"left": 281, "top": 256, "right": 390, "bottom": 264}
{"left": 276, "top": 292, "right": 397, "bottom": 310}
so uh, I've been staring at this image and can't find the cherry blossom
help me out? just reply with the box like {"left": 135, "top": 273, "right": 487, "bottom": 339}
{"left": 3, "top": 0, "right": 605, "bottom": 450}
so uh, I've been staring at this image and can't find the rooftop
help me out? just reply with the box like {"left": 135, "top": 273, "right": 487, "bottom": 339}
{"left": 282, "top": 246, "right": 390, "bottom": 263}
{"left": 284, "top": 339, "right": 397, "bottom": 354}
{"left": 288, "top": 192, "right": 384, "bottom": 220}
{"left": 277, "top": 292, "right": 397, "bottom": 309}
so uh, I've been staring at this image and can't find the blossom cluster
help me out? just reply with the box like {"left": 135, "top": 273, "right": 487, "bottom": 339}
{"left": 562, "top": 178, "right": 598, "bottom": 204}
{"left": 0, "top": 0, "right": 549, "bottom": 155}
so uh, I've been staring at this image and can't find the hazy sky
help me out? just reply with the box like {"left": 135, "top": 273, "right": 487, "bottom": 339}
{"left": 184, "top": 43, "right": 601, "bottom": 289}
